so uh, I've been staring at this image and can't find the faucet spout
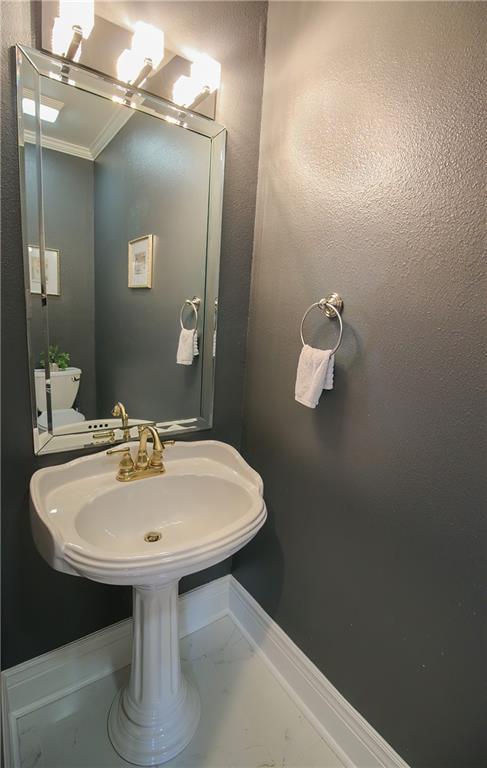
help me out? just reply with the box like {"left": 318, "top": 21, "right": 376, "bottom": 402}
{"left": 137, "top": 426, "right": 164, "bottom": 471}
{"left": 112, "top": 402, "right": 130, "bottom": 441}
{"left": 107, "top": 426, "right": 174, "bottom": 482}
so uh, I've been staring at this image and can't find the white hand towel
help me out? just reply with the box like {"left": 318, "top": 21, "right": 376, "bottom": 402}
{"left": 193, "top": 332, "right": 199, "bottom": 356}
{"left": 295, "top": 345, "right": 334, "bottom": 408}
{"left": 177, "top": 329, "right": 195, "bottom": 365}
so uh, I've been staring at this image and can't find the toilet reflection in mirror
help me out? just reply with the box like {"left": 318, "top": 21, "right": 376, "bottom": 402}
{"left": 34, "top": 364, "right": 83, "bottom": 432}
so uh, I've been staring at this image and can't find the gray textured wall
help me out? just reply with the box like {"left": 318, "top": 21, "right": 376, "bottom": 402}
{"left": 94, "top": 111, "right": 209, "bottom": 422}
{"left": 233, "top": 3, "right": 486, "bottom": 767}
{"left": 102, "top": 1, "right": 268, "bottom": 446}
{"left": 1, "top": 0, "right": 266, "bottom": 668}
{"left": 1, "top": 2, "right": 132, "bottom": 670}
{"left": 25, "top": 145, "right": 96, "bottom": 418}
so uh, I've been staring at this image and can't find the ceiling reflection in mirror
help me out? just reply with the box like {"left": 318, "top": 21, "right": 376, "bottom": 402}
{"left": 16, "top": 47, "right": 225, "bottom": 455}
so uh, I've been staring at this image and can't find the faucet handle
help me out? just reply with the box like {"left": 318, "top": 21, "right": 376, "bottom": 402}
{"left": 148, "top": 434, "right": 173, "bottom": 469}
{"left": 147, "top": 440, "right": 175, "bottom": 471}
{"left": 106, "top": 446, "right": 136, "bottom": 481}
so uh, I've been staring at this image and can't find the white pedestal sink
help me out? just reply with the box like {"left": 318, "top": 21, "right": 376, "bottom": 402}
{"left": 108, "top": 581, "right": 201, "bottom": 765}
{"left": 30, "top": 441, "right": 266, "bottom": 765}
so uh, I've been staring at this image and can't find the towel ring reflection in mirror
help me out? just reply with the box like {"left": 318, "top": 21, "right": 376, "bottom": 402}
{"left": 180, "top": 297, "right": 201, "bottom": 331}
{"left": 300, "top": 292, "right": 344, "bottom": 353}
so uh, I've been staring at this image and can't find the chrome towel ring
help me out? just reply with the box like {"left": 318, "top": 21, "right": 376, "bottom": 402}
{"left": 180, "top": 297, "right": 201, "bottom": 331}
{"left": 300, "top": 292, "right": 344, "bottom": 353}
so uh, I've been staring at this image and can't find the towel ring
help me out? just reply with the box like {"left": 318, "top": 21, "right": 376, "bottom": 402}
{"left": 180, "top": 296, "right": 201, "bottom": 331}
{"left": 300, "top": 293, "right": 344, "bottom": 353}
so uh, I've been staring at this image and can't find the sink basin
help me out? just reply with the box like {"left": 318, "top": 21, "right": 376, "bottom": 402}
{"left": 31, "top": 440, "right": 266, "bottom": 586}
{"left": 30, "top": 440, "right": 266, "bottom": 765}
{"left": 76, "top": 475, "right": 253, "bottom": 552}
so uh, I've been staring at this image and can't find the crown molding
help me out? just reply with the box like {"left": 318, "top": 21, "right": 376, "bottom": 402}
{"left": 23, "top": 109, "right": 133, "bottom": 162}
{"left": 23, "top": 130, "right": 93, "bottom": 160}
{"left": 90, "top": 108, "right": 133, "bottom": 159}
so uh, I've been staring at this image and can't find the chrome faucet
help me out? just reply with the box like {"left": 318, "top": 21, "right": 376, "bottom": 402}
{"left": 107, "top": 425, "right": 174, "bottom": 482}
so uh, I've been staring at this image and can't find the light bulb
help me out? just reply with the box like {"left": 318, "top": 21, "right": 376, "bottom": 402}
{"left": 190, "top": 54, "right": 221, "bottom": 93}
{"left": 57, "top": 0, "right": 94, "bottom": 39}
{"left": 117, "top": 48, "right": 146, "bottom": 84}
{"left": 51, "top": 1, "right": 94, "bottom": 58}
{"left": 172, "top": 75, "right": 202, "bottom": 108}
{"left": 52, "top": 17, "right": 73, "bottom": 56}
{"left": 172, "top": 52, "right": 221, "bottom": 107}
{"left": 132, "top": 21, "right": 164, "bottom": 69}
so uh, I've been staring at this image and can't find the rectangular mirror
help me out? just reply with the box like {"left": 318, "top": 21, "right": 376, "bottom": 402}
{"left": 16, "top": 46, "right": 225, "bottom": 454}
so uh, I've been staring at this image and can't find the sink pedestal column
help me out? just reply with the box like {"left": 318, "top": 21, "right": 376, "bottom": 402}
{"left": 108, "top": 581, "right": 200, "bottom": 765}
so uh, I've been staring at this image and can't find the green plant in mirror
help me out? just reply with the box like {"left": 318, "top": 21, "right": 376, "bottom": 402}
{"left": 39, "top": 345, "right": 70, "bottom": 371}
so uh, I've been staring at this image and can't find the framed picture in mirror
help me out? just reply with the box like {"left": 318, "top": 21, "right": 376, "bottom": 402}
{"left": 128, "top": 235, "right": 153, "bottom": 288}
{"left": 29, "top": 246, "right": 60, "bottom": 295}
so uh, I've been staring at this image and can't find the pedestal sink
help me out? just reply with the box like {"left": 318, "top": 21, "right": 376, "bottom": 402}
{"left": 30, "top": 441, "right": 266, "bottom": 765}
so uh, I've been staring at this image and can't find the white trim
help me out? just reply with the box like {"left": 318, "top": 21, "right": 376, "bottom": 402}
{"left": 23, "top": 109, "right": 133, "bottom": 161}
{"left": 228, "top": 577, "right": 409, "bottom": 768}
{"left": 1, "top": 575, "right": 408, "bottom": 768}
{"left": 23, "top": 129, "right": 93, "bottom": 160}
{"left": 89, "top": 108, "right": 133, "bottom": 159}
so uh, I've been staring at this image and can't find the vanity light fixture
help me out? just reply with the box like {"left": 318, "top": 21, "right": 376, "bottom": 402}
{"left": 172, "top": 54, "right": 221, "bottom": 108}
{"left": 116, "top": 21, "right": 165, "bottom": 89}
{"left": 51, "top": 0, "right": 94, "bottom": 61}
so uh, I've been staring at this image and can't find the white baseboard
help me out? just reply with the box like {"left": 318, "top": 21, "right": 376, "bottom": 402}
{"left": 1, "top": 574, "right": 408, "bottom": 768}
{"left": 228, "top": 577, "right": 409, "bottom": 768}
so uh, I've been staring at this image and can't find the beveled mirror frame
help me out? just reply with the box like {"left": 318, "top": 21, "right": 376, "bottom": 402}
{"left": 16, "top": 45, "right": 226, "bottom": 455}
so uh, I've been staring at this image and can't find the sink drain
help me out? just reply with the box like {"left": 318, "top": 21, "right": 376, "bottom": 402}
{"left": 144, "top": 531, "right": 162, "bottom": 543}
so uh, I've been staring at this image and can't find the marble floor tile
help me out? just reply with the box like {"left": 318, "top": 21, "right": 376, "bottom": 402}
{"left": 17, "top": 616, "right": 344, "bottom": 768}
